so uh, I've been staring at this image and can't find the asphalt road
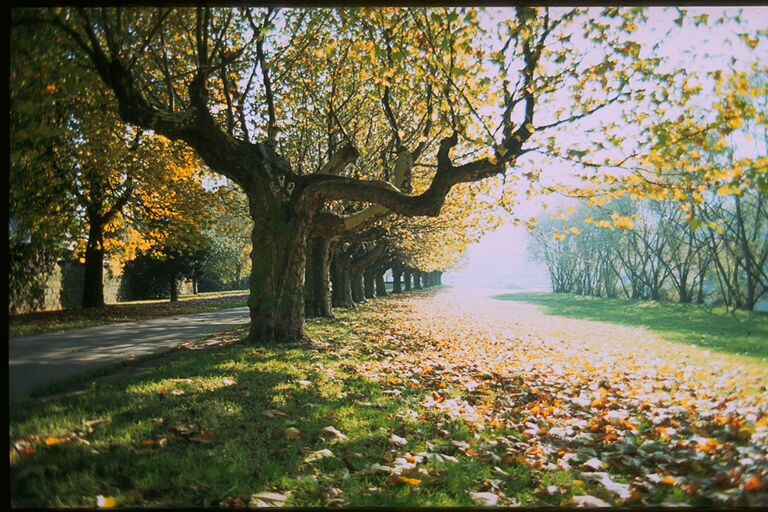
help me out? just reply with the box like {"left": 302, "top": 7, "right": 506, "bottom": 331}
{"left": 9, "top": 307, "right": 250, "bottom": 397}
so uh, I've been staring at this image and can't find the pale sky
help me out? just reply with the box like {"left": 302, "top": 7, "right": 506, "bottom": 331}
{"left": 446, "top": 6, "right": 767, "bottom": 290}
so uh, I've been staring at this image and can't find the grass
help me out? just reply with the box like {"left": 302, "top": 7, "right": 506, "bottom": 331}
{"left": 9, "top": 303, "right": 548, "bottom": 508}
{"left": 9, "top": 290, "right": 248, "bottom": 339}
{"left": 495, "top": 292, "right": 768, "bottom": 360}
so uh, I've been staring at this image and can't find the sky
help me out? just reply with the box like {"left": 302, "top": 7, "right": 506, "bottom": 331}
{"left": 445, "top": 6, "right": 767, "bottom": 291}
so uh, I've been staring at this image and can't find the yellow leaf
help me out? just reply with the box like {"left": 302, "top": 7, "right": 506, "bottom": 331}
{"left": 396, "top": 476, "right": 422, "bottom": 487}
{"left": 97, "top": 495, "right": 118, "bottom": 508}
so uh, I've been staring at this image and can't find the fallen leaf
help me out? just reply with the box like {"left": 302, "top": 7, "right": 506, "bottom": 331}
{"left": 263, "top": 409, "right": 287, "bottom": 418}
{"left": 249, "top": 491, "right": 289, "bottom": 507}
{"left": 395, "top": 476, "right": 422, "bottom": 487}
{"left": 367, "top": 462, "right": 393, "bottom": 474}
{"left": 44, "top": 437, "right": 69, "bottom": 447}
{"left": 744, "top": 475, "right": 763, "bottom": 492}
{"left": 581, "top": 472, "right": 632, "bottom": 501}
{"left": 572, "top": 495, "right": 611, "bottom": 507}
{"left": 223, "top": 378, "right": 237, "bottom": 387}
{"left": 582, "top": 457, "right": 605, "bottom": 471}
{"left": 389, "top": 433, "right": 408, "bottom": 447}
{"left": 284, "top": 427, "right": 303, "bottom": 440}
{"left": 96, "top": 495, "right": 118, "bottom": 508}
{"left": 169, "top": 424, "right": 196, "bottom": 437}
{"left": 304, "top": 448, "right": 335, "bottom": 463}
{"left": 189, "top": 431, "right": 216, "bottom": 444}
{"left": 84, "top": 417, "right": 111, "bottom": 428}
{"left": 470, "top": 491, "right": 499, "bottom": 506}
{"left": 320, "top": 426, "right": 349, "bottom": 442}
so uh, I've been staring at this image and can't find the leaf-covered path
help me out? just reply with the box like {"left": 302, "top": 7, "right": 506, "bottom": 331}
{"left": 356, "top": 287, "right": 768, "bottom": 506}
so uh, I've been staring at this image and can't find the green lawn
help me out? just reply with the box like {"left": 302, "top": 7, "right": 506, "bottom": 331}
{"left": 495, "top": 293, "right": 768, "bottom": 360}
{"left": 9, "top": 291, "right": 248, "bottom": 339}
{"left": 9, "top": 305, "right": 549, "bottom": 508}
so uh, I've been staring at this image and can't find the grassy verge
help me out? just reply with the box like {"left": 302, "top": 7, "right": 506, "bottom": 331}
{"left": 9, "top": 302, "right": 549, "bottom": 508}
{"left": 495, "top": 292, "right": 768, "bottom": 360}
{"left": 9, "top": 291, "right": 248, "bottom": 339}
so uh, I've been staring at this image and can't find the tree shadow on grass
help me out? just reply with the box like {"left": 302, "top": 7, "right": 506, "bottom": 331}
{"left": 9, "top": 334, "right": 502, "bottom": 507}
{"left": 494, "top": 292, "right": 768, "bottom": 360}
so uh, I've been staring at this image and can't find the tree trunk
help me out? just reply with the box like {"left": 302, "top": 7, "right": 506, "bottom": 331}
{"left": 82, "top": 219, "right": 105, "bottom": 308}
{"left": 364, "top": 271, "right": 376, "bottom": 299}
{"left": 436, "top": 271, "right": 443, "bottom": 285}
{"left": 352, "top": 272, "right": 366, "bottom": 303}
{"left": 414, "top": 272, "right": 422, "bottom": 289}
{"left": 246, "top": 198, "right": 312, "bottom": 344}
{"left": 331, "top": 248, "right": 355, "bottom": 308}
{"left": 404, "top": 271, "right": 412, "bottom": 291}
{"left": 304, "top": 241, "right": 318, "bottom": 317}
{"left": 169, "top": 274, "right": 178, "bottom": 302}
{"left": 313, "top": 238, "right": 333, "bottom": 317}
{"left": 392, "top": 267, "right": 403, "bottom": 294}
{"left": 375, "top": 270, "right": 388, "bottom": 297}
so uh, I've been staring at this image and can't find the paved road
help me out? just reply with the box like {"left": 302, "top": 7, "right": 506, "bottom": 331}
{"left": 9, "top": 307, "right": 250, "bottom": 397}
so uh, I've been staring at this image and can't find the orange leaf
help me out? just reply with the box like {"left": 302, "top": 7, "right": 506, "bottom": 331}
{"left": 396, "top": 476, "right": 422, "bottom": 487}
{"left": 96, "top": 495, "right": 118, "bottom": 508}
{"left": 744, "top": 475, "right": 763, "bottom": 492}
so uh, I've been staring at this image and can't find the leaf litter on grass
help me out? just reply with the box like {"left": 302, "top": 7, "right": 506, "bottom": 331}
{"left": 9, "top": 288, "right": 768, "bottom": 507}
{"left": 353, "top": 288, "right": 768, "bottom": 507}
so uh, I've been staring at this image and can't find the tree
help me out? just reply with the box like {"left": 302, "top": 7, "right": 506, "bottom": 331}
{"left": 22, "top": 6, "right": 698, "bottom": 343}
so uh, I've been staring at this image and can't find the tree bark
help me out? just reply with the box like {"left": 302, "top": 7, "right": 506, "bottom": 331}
{"left": 331, "top": 246, "right": 355, "bottom": 308}
{"left": 82, "top": 218, "right": 105, "bottom": 308}
{"left": 392, "top": 265, "right": 403, "bottom": 294}
{"left": 246, "top": 197, "right": 312, "bottom": 344}
{"left": 306, "top": 237, "right": 333, "bottom": 317}
{"left": 403, "top": 271, "right": 412, "bottom": 291}
{"left": 351, "top": 272, "right": 366, "bottom": 303}
{"left": 414, "top": 272, "right": 422, "bottom": 289}
{"left": 304, "top": 240, "right": 318, "bottom": 317}
{"left": 375, "top": 269, "right": 388, "bottom": 297}
{"left": 364, "top": 271, "right": 376, "bottom": 299}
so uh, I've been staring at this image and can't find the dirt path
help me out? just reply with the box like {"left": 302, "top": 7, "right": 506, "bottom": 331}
{"left": 358, "top": 287, "right": 768, "bottom": 506}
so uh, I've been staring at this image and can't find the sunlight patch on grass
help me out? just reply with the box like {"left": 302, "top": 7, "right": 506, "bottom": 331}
{"left": 496, "top": 293, "right": 768, "bottom": 361}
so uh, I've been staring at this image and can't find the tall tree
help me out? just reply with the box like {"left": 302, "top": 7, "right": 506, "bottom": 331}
{"left": 19, "top": 6, "right": 698, "bottom": 343}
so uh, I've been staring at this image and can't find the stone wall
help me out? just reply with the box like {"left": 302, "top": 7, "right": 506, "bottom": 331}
{"left": 9, "top": 262, "right": 193, "bottom": 315}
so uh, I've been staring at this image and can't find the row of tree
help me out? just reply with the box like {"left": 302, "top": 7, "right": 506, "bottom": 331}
{"left": 9, "top": 12, "right": 489, "bottom": 312}
{"left": 530, "top": 187, "right": 768, "bottom": 310}
{"left": 10, "top": 7, "right": 764, "bottom": 342}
